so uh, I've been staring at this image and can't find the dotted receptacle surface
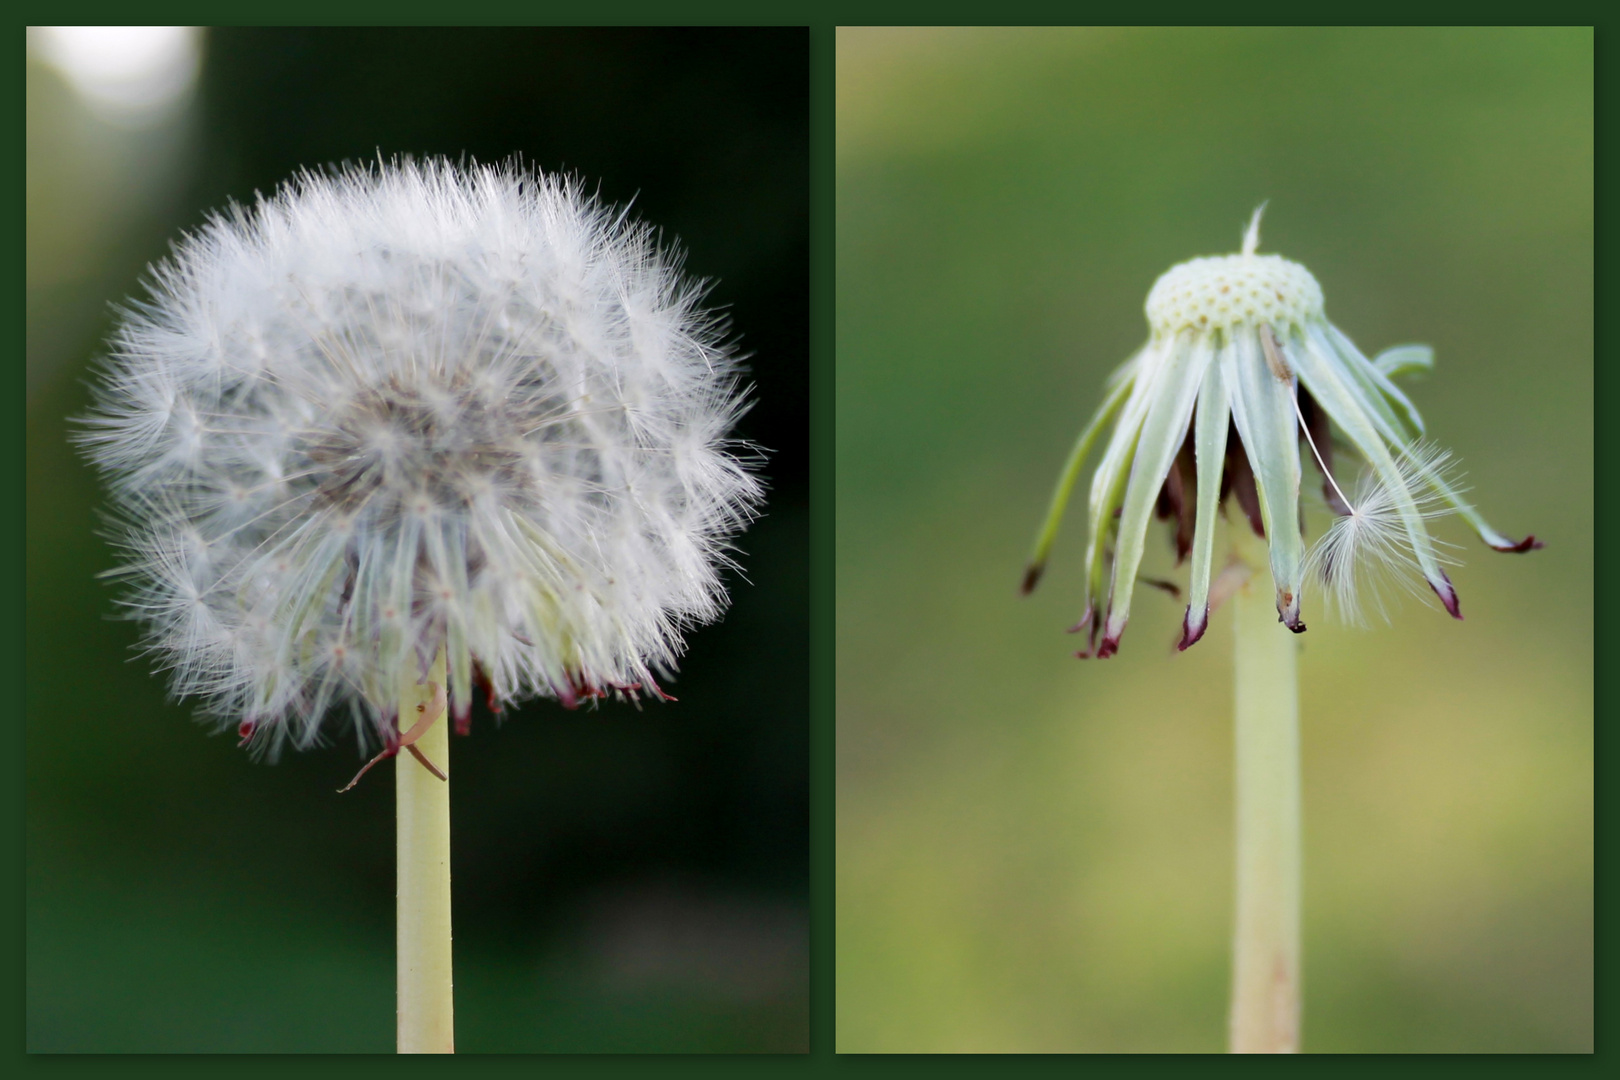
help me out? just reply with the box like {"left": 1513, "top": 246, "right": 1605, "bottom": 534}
{"left": 1145, "top": 254, "right": 1323, "bottom": 338}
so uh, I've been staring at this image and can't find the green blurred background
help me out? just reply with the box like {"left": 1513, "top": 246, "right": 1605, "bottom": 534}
{"left": 27, "top": 28, "right": 806, "bottom": 1052}
{"left": 836, "top": 27, "right": 1589, "bottom": 1053}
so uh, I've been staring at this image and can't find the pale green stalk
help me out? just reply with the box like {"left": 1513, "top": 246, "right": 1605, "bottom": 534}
{"left": 1228, "top": 534, "right": 1301, "bottom": 1053}
{"left": 396, "top": 648, "right": 454, "bottom": 1053}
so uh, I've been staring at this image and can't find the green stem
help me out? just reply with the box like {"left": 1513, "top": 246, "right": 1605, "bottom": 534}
{"left": 1228, "top": 541, "right": 1301, "bottom": 1053}
{"left": 396, "top": 648, "right": 454, "bottom": 1053}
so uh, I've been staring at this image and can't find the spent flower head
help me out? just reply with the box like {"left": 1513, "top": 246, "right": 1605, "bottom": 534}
{"left": 78, "top": 158, "right": 764, "bottom": 758}
{"left": 1024, "top": 207, "right": 1539, "bottom": 656}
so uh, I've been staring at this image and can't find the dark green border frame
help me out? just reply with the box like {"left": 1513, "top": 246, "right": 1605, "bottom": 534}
{"left": 9, "top": 7, "right": 1610, "bottom": 1076}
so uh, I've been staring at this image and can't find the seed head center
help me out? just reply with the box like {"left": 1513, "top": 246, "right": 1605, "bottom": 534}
{"left": 302, "top": 371, "right": 536, "bottom": 514}
{"left": 1145, "top": 253, "right": 1323, "bottom": 338}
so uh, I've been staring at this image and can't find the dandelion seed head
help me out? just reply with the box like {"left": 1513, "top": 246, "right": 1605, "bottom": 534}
{"left": 78, "top": 157, "right": 764, "bottom": 757}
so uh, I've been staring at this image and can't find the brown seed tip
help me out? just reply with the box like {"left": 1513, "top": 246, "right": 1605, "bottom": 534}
{"left": 1177, "top": 607, "right": 1208, "bottom": 651}
{"left": 1277, "top": 591, "right": 1306, "bottom": 633}
{"left": 1021, "top": 563, "right": 1044, "bottom": 595}
{"left": 1491, "top": 534, "right": 1543, "bottom": 553}
{"left": 1430, "top": 569, "right": 1463, "bottom": 619}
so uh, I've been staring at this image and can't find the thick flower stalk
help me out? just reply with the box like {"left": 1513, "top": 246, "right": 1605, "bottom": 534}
{"left": 1024, "top": 208, "right": 1538, "bottom": 655}
{"left": 79, "top": 158, "right": 763, "bottom": 756}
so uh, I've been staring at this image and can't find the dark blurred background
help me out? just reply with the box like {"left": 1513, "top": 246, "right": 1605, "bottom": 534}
{"left": 836, "top": 28, "right": 1590, "bottom": 1052}
{"left": 27, "top": 27, "right": 807, "bottom": 1053}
